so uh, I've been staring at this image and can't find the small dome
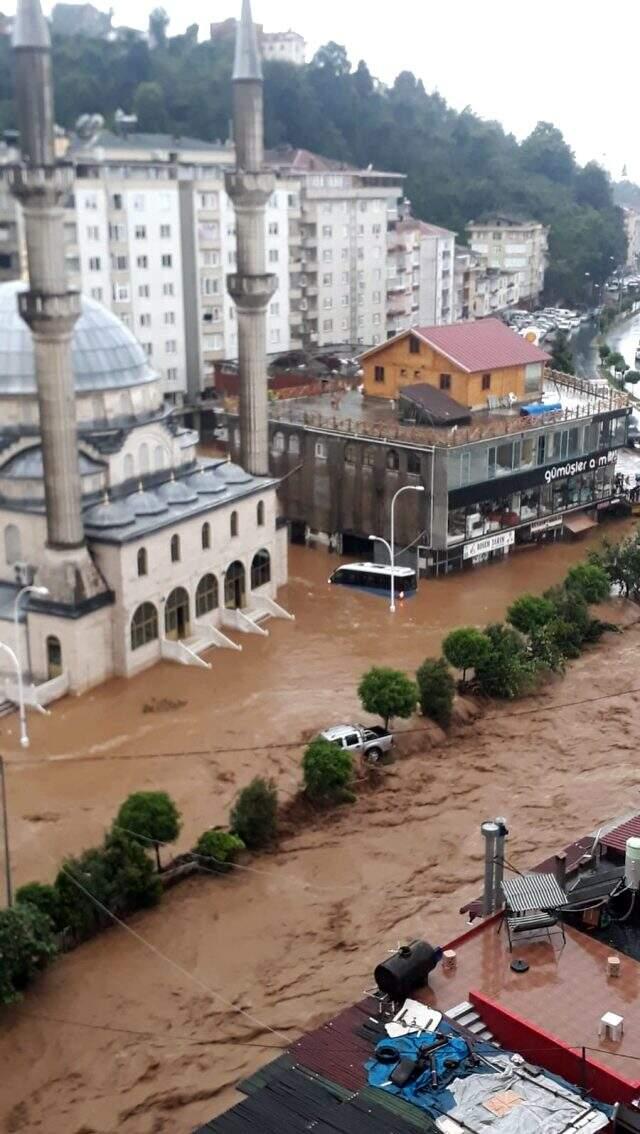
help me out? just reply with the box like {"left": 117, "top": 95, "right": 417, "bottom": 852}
{"left": 0, "top": 281, "right": 159, "bottom": 395}
{"left": 1, "top": 446, "right": 104, "bottom": 479}
{"left": 84, "top": 496, "right": 136, "bottom": 529}
{"left": 216, "top": 461, "right": 253, "bottom": 485}
{"left": 187, "top": 468, "right": 228, "bottom": 495}
{"left": 157, "top": 477, "right": 200, "bottom": 505}
{"left": 131, "top": 488, "right": 168, "bottom": 516}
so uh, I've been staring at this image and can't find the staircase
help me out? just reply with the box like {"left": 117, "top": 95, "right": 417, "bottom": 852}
{"left": 445, "top": 1000, "right": 496, "bottom": 1044}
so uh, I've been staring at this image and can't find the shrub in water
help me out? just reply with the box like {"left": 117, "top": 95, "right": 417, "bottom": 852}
{"left": 357, "top": 666, "right": 417, "bottom": 728}
{"left": 230, "top": 777, "right": 278, "bottom": 849}
{"left": 194, "top": 829, "right": 245, "bottom": 873}
{"left": 302, "top": 738, "right": 354, "bottom": 804}
{"left": 442, "top": 628, "right": 491, "bottom": 682}
{"left": 415, "top": 657, "right": 455, "bottom": 727}
{"left": 0, "top": 904, "right": 58, "bottom": 1005}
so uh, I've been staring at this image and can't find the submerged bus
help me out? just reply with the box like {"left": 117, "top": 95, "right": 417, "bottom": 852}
{"left": 328, "top": 562, "right": 418, "bottom": 598}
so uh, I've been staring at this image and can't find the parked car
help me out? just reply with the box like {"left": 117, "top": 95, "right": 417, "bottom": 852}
{"left": 319, "top": 723, "right": 394, "bottom": 764}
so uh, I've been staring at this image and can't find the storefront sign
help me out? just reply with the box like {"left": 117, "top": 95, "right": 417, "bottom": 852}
{"left": 543, "top": 450, "right": 617, "bottom": 485}
{"left": 463, "top": 530, "right": 515, "bottom": 559}
{"left": 530, "top": 517, "right": 563, "bottom": 534}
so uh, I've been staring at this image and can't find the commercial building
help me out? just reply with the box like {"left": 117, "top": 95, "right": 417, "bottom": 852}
{"left": 387, "top": 216, "right": 455, "bottom": 334}
{"left": 467, "top": 215, "right": 548, "bottom": 303}
{"left": 228, "top": 319, "right": 631, "bottom": 573}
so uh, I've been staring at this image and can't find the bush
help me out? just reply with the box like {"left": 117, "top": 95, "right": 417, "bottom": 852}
{"left": 546, "top": 588, "right": 591, "bottom": 644}
{"left": 506, "top": 593, "right": 555, "bottom": 635}
{"left": 598, "top": 343, "right": 611, "bottom": 362}
{"left": 230, "top": 777, "right": 278, "bottom": 849}
{"left": 625, "top": 369, "right": 640, "bottom": 385}
{"left": 528, "top": 623, "right": 566, "bottom": 674}
{"left": 302, "top": 738, "right": 354, "bottom": 804}
{"left": 193, "top": 829, "right": 245, "bottom": 873}
{"left": 442, "top": 628, "right": 491, "bottom": 682}
{"left": 102, "top": 830, "right": 162, "bottom": 912}
{"left": 474, "top": 623, "right": 536, "bottom": 699}
{"left": 548, "top": 617, "right": 583, "bottom": 659}
{"left": 357, "top": 666, "right": 417, "bottom": 728}
{"left": 0, "top": 904, "right": 58, "bottom": 1005}
{"left": 115, "top": 790, "right": 182, "bottom": 870}
{"left": 564, "top": 562, "right": 610, "bottom": 604}
{"left": 590, "top": 532, "right": 640, "bottom": 600}
{"left": 15, "top": 882, "right": 64, "bottom": 932}
{"left": 55, "top": 834, "right": 161, "bottom": 940}
{"left": 415, "top": 657, "right": 455, "bottom": 727}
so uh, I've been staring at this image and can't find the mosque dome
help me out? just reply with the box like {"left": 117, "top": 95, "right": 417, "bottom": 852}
{"left": 157, "top": 477, "right": 200, "bottom": 505}
{"left": 0, "top": 280, "right": 159, "bottom": 395}
{"left": 187, "top": 468, "right": 228, "bottom": 495}
{"left": 216, "top": 461, "right": 253, "bottom": 485}
{"left": 84, "top": 496, "right": 136, "bottom": 529}
{"left": 131, "top": 487, "right": 169, "bottom": 516}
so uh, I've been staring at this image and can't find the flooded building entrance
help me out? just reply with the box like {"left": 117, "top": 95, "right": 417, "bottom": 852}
{"left": 164, "top": 587, "right": 190, "bottom": 640}
{"left": 46, "top": 635, "right": 62, "bottom": 679}
{"left": 225, "top": 560, "right": 245, "bottom": 609}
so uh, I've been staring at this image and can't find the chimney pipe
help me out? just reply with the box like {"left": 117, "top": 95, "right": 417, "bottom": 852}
{"left": 554, "top": 852, "right": 567, "bottom": 890}
{"left": 481, "top": 820, "right": 499, "bottom": 917}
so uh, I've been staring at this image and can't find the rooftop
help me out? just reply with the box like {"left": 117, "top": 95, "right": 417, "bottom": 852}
{"left": 69, "top": 130, "right": 230, "bottom": 157}
{"left": 266, "top": 373, "right": 630, "bottom": 451}
{"left": 362, "top": 320, "right": 550, "bottom": 373}
{"left": 396, "top": 218, "right": 457, "bottom": 239}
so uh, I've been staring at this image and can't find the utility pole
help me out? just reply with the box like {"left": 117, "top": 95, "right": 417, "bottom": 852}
{"left": 0, "top": 756, "right": 12, "bottom": 907}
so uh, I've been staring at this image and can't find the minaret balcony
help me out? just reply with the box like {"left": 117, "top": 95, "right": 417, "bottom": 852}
{"left": 18, "top": 289, "right": 81, "bottom": 334}
{"left": 227, "top": 272, "right": 278, "bottom": 310}
{"left": 224, "top": 170, "right": 275, "bottom": 209}
{"left": 8, "top": 162, "right": 75, "bottom": 204}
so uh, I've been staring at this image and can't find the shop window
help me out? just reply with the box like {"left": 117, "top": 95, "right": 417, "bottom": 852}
{"left": 409, "top": 336, "right": 420, "bottom": 354}
{"left": 374, "top": 365, "right": 385, "bottom": 383}
{"left": 537, "top": 435, "right": 546, "bottom": 465}
{"left": 230, "top": 511, "right": 239, "bottom": 537}
{"left": 345, "top": 443, "right": 357, "bottom": 465}
{"left": 315, "top": 441, "right": 327, "bottom": 460}
{"left": 131, "top": 603, "right": 158, "bottom": 650}
{"left": 386, "top": 449, "right": 399, "bottom": 471}
{"left": 201, "top": 522, "right": 211, "bottom": 550}
{"left": 137, "top": 547, "right": 148, "bottom": 577}
{"left": 407, "top": 452, "right": 421, "bottom": 475}
{"left": 521, "top": 437, "right": 535, "bottom": 468}
{"left": 251, "top": 549, "right": 271, "bottom": 588}
{"left": 482, "top": 373, "right": 491, "bottom": 391}
{"left": 439, "top": 373, "right": 451, "bottom": 391}
{"left": 196, "top": 573, "right": 218, "bottom": 616}
{"left": 289, "top": 435, "right": 300, "bottom": 455}
{"left": 170, "top": 534, "right": 180, "bottom": 562}
{"left": 495, "top": 442, "right": 514, "bottom": 474}
{"left": 568, "top": 427, "right": 580, "bottom": 457}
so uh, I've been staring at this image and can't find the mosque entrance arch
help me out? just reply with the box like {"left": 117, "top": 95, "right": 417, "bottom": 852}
{"left": 224, "top": 561, "right": 246, "bottom": 610}
{"left": 46, "top": 636, "right": 62, "bottom": 680}
{"left": 164, "top": 587, "right": 190, "bottom": 641}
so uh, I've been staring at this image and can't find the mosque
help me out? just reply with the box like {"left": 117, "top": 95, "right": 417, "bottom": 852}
{"left": 0, "top": 0, "right": 289, "bottom": 700}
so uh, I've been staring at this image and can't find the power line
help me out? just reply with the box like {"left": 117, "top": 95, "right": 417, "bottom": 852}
{"left": 17, "top": 1011, "right": 284, "bottom": 1051}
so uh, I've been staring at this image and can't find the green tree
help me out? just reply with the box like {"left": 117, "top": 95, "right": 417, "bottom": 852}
{"left": 114, "top": 791, "right": 181, "bottom": 870}
{"left": 546, "top": 587, "right": 591, "bottom": 645}
{"left": 101, "top": 830, "right": 162, "bottom": 912}
{"left": 357, "top": 666, "right": 417, "bottom": 728}
{"left": 230, "top": 777, "right": 278, "bottom": 849}
{"left": 132, "top": 81, "right": 168, "bottom": 131}
{"left": 148, "top": 7, "right": 169, "bottom": 48}
{"left": 598, "top": 343, "right": 611, "bottom": 362}
{"left": 15, "top": 882, "right": 64, "bottom": 932}
{"left": 529, "top": 623, "right": 566, "bottom": 674}
{"left": 442, "top": 627, "right": 491, "bottom": 681}
{"left": 608, "top": 351, "right": 628, "bottom": 374}
{"left": 591, "top": 531, "right": 640, "bottom": 600}
{"left": 56, "top": 847, "right": 114, "bottom": 939}
{"left": 625, "top": 369, "right": 640, "bottom": 385}
{"left": 564, "top": 562, "right": 610, "bottom": 604}
{"left": 302, "top": 738, "right": 354, "bottom": 804}
{"left": 193, "top": 829, "right": 245, "bottom": 873}
{"left": 0, "top": 905, "right": 58, "bottom": 1005}
{"left": 520, "top": 121, "right": 575, "bottom": 183}
{"left": 550, "top": 330, "right": 575, "bottom": 374}
{"left": 415, "top": 657, "right": 455, "bottom": 728}
{"left": 576, "top": 162, "right": 611, "bottom": 210}
{"left": 506, "top": 593, "right": 556, "bottom": 635}
{"left": 474, "top": 623, "right": 536, "bottom": 699}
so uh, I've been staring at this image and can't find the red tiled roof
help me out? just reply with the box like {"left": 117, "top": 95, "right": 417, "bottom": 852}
{"left": 414, "top": 318, "right": 550, "bottom": 373}
{"left": 601, "top": 814, "right": 640, "bottom": 855}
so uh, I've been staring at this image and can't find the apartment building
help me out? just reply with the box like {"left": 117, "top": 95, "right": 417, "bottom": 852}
{"left": 386, "top": 216, "right": 455, "bottom": 335}
{"left": 466, "top": 216, "right": 548, "bottom": 303}
{"left": 455, "top": 247, "right": 520, "bottom": 321}
{"left": 268, "top": 147, "right": 404, "bottom": 349}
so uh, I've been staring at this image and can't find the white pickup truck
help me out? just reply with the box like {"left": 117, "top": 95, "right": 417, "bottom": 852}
{"left": 320, "top": 723, "right": 394, "bottom": 764}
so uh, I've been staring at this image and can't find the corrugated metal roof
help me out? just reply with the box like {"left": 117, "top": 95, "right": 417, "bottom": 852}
{"left": 601, "top": 814, "right": 640, "bottom": 854}
{"left": 415, "top": 319, "right": 550, "bottom": 374}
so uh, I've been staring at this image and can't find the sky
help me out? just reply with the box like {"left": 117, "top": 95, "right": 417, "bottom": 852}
{"left": 40, "top": 0, "right": 640, "bottom": 183}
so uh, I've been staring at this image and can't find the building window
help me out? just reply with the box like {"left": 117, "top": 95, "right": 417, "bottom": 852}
{"left": 139, "top": 313, "right": 151, "bottom": 327}
{"left": 270, "top": 302, "right": 280, "bottom": 316}
{"left": 112, "top": 255, "right": 128, "bottom": 271}
{"left": 251, "top": 549, "right": 271, "bottom": 588}
{"left": 163, "top": 282, "right": 174, "bottom": 297}
{"left": 257, "top": 500, "right": 265, "bottom": 526}
{"left": 272, "top": 432, "right": 285, "bottom": 454}
{"left": 364, "top": 447, "right": 376, "bottom": 467}
{"left": 123, "top": 452, "right": 134, "bottom": 478}
{"left": 154, "top": 446, "right": 166, "bottom": 470}
{"left": 84, "top": 193, "right": 98, "bottom": 210}
{"left": 137, "top": 547, "right": 148, "bottom": 577}
{"left": 90, "top": 287, "right": 103, "bottom": 301}
{"left": 323, "top": 319, "right": 333, "bottom": 332}
{"left": 170, "top": 534, "right": 180, "bottom": 562}
{"left": 439, "top": 373, "right": 451, "bottom": 390}
{"left": 46, "top": 635, "right": 62, "bottom": 679}
{"left": 386, "top": 449, "right": 399, "bottom": 471}
{"left": 135, "top": 225, "right": 147, "bottom": 239}
{"left": 196, "top": 573, "right": 218, "bottom": 616}
{"left": 164, "top": 587, "right": 190, "bottom": 640}
{"left": 230, "top": 510, "right": 239, "bottom": 537}
{"left": 407, "top": 452, "right": 421, "bottom": 475}
{"left": 164, "top": 311, "right": 175, "bottom": 325}
{"left": 322, "top": 225, "right": 333, "bottom": 237}
{"left": 161, "top": 254, "right": 172, "bottom": 268}
{"left": 166, "top": 368, "right": 178, "bottom": 382}
{"left": 160, "top": 224, "right": 171, "bottom": 238}
{"left": 345, "top": 442, "right": 356, "bottom": 465}
{"left": 112, "top": 193, "right": 123, "bottom": 210}
{"left": 315, "top": 440, "right": 327, "bottom": 460}
{"left": 322, "top": 273, "right": 333, "bottom": 286}
{"left": 139, "top": 443, "right": 149, "bottom": 473}
{"left": 202, "top": 522, "right": 211, "bottom": 550}
{"left": 323, "top": 250, "right": 333, "bottom": 263}
{"left": 268, "top": 222, "right": 279, "bottom": 235}
{"left": 289, "top": 434, "right": 300, "bottom": 455}
{"left": 86, "top": 225, "right": 99, "bottom": 240}
{"left": 4, "top": 523, "right": 21, "bottom": 565}
{"left": 268, "top": 249, "right": 279, "bottom": 263}
{"left": 88, "top": 256, "right": 101, "bottom": 271}
{"left": 482, "top": 373, "right": 491, "bottom": 391}
{"left": 131, "top": 602, "right": 158, "bottom": 650}
{"left": 224, "top": 560, "right": 245, "bottom": 609}
{"left": 341, "top": 295, "right": 349, "bottom": 306}
{"left": 133, "top": 194, "right": 145, "bottom": 211}
{"left": 138, "top": 284, "right": 150, "bottom": 298}
{"left": 202, "top": 277, "right": 219, "bottom": 296}
{"left": 374, "top": 365, "right": 385, "bottom": 383}
{"left": 165, "top": 340, "right": 177, "bottom": 353}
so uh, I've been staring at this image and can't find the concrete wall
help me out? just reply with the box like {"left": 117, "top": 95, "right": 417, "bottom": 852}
{"left": 28, "top": 604, "right": 115, "bottom": 692}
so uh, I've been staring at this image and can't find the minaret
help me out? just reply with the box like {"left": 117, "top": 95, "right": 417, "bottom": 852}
{"left": 226, "top": 0, "right": 277, "bottom": 477}
{"left": 9, "top": 0, "right": 105, "bottom": 604}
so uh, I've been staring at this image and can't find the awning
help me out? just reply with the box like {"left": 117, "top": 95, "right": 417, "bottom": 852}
{"left": 563, "top": 512, "right": 597, "bottom": 534}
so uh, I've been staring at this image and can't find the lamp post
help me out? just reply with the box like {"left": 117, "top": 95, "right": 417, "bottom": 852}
{"left": 0, "top": 641, "right": 29, "bottom": 749}
{"left": 370, "top": 484, "right": 426, "bottom": 613}
{"left": 14, "top": 584, "right": 49, "bottom": 687}
{"left": 0, "top": 756, "right": 12, "bottom": 906}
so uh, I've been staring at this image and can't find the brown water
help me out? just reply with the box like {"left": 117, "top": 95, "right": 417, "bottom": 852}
{"left": 1, "top": 526, "right": 639, "bottom": 1133}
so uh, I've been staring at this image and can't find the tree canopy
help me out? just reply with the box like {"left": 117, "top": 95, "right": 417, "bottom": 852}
{"left": 0, "top": 19, "right": 630, "bottom": 303}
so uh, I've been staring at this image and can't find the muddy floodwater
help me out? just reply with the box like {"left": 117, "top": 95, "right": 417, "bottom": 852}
{"left": 1, "top": 530, "right": 639, "bottom": 1133}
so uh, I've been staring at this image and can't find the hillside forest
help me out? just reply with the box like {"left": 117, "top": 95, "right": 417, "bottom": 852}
{"left": 0, "top": 14, "right": 631, "bottom": 305}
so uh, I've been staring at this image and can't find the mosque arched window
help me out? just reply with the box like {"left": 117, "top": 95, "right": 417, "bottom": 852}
{"left": 256, "top": 501, "right": 265, "bottom": 527}
{"left": 139, "top": 443, "right": 150, "bottom": 474}
{"left": 137, "top": 547, "right": 148, "bottom": 577}
{"left": 201, "top": 522, "right": 211, "bottom": 550}
{"left": 4, "top": 524, "right": 21, "bottom": 566}
{"left": 170, "top": 534, "right": 180, "bottom": 563}
{"left": 123, "top": 453, "right": 135, "bottom": 481}
{"left": 230, "top": 511, "right": 239, "bottom": 538}
{"left": 154, "top": 446, "right": 166, "bottom": 471}
{"left": 130, "top": 603, "right": 158, "bottom": 650}
{"left": 196, "top": 573, "right": 218, "bottom": 616}
{"left": 251, "top": 549, "right": 271, "bottom": 589}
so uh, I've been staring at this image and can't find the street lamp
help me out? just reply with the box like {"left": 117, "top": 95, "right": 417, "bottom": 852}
{"left": 14, "top": 584, "right": 49, "bottom": 688}
{"left": 370, "top": 484, "right": 426, "bottom": 613}
{"left": 0, "top": 641, "right": 29, "bottom": 749}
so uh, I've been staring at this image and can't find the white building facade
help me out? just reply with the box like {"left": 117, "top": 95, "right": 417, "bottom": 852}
{"left": 262, "top": 30, "right": 305, "bottom": 65}
{"left": 386, "top": 217, "right": 455, "bottom": 336}
{"left": 466, "top": 216, "right": 548, "bottom": 303}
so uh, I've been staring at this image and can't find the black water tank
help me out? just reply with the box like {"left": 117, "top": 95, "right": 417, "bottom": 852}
{"left": 374, "top": 940, "right": 442, "bottom": 1001}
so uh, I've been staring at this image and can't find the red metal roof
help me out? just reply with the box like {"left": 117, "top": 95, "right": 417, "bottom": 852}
{"left": 600, "top": 814, "right": 640, "bottom": 854}
{"left": 414, "top": 318, "right": 550, "bottom": 373}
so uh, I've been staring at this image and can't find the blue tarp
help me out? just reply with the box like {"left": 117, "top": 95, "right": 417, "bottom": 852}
{"left": 366, "top": 1029, "right": 495, "bottom": 1118}
{"left": 520, "top": 401, "right": 562, "bottom": 416}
